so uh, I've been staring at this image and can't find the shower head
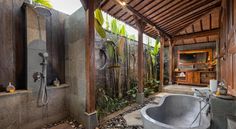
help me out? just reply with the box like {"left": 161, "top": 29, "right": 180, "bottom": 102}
{"left": 39, "top": 52, "right": 49, "bottom": 59}
{"left": 34, "top": 6, "right": 52, "bottom": 17}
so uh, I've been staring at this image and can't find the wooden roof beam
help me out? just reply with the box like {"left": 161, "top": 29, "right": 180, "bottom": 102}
{"left": 113, "top": 0, "right": 171, "bottom": 39}
{"left": 163, "top": 0, "right": 221, "bottom": 27}
{"left": 173, "top": 7, "right": 220, "bottom": 35}
{"left": 173, "top": 28, "right": 220, "bottom": 41}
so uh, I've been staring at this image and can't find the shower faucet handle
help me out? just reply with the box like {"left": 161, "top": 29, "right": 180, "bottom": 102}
{"left": 33, "top": 72, "right": 42, "bottom": 82}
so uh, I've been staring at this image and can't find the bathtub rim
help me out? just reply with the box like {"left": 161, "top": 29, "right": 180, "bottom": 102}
{"left": 140, "top": 94, "right": 210, "bottom": 129}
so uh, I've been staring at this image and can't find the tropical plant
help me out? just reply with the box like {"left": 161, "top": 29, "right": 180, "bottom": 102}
{"left": 111, "top": 18, "right": 119, "bottom": 34}
{"left": 33, "top": 0, "right": 53, "bottom": 8}
{"left": 119, "top": 25, "right": 127, "bottom": 37}
{"left": 96, "top": 88, "right": 129, "bottom": 119}
{"left": 94, "top": 9, "right": 106, "bottom": 38}
{"left": 146, "top": 37, "right": 161, "bottom": 79}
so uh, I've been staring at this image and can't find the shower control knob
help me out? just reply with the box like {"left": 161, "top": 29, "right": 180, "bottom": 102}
{"left": 33, "top": 72, "right": 42, "bottom": 82}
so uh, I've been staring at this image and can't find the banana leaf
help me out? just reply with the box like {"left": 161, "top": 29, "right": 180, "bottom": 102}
{"left": 94, "top": 9, "right": 104, "bottom": 25}
{"left": 111, "top": 19, "right": 119, "bottom": 34}
{"left": 117, "top": 37, "right": 126, "bottom": 56}
{"left": 105, "top": 14, "right": 109, "bottom": 30}
{"left": 95, "top": 19, "right": 106, "bottom": 38}
{"left": 152, "top": 38, "right": 160, "bottom": 56}
{"left": 119, "top": 25, "right": 126, "bottom": 37}
{"left": 104, "top": 41, "right": 115, "bottom": 58}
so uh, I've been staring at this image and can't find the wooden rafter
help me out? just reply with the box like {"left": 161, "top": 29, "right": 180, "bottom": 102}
{"left": 101, "top": 0, "right": 222, "bottom": 41}
{"left": 173, "top": 7, "right": 220, "bottom": 35}
{"left": 151, "top": 0, "right": 194, "bottom": 22}
{"left": 165, "top": 7, "right": 216, "bottom": 33}
{"left": 113, "top": 0, "right": 171, "bottom": 38}
{"left": 162, "top": 0, "right": 221, "bottom": 27}
{"left": 173, "top": 28, "right": 220, "bottom": 40}
{"left": 156, "top": 0, "right": 211, "bottom": 24}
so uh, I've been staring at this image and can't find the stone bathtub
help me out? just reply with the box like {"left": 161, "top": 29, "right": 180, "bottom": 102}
{"left": 141, "top": 94, "right": 210, "bottom": 129}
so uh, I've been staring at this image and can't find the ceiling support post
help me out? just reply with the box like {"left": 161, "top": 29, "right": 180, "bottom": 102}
{"left": 168, "top": 39, "right": 173, "bottom": 85}
{"left": 159, "top": 37, "right": 165, "bottom": 91}
{"left": 136, "top": 17, "right": 145, "bottom": 104}
{"left": 84, "top": 0, "right": 97, "bottom": 129}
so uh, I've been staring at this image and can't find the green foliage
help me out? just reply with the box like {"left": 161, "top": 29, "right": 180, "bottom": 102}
{"left": 33, "top": 0, "right": 52, "bottom": 8}
{"left": 117, "top": 37, "right": 126, "bottom": 61}
{"left": 128, "top": 34, "right": 136, "bottom": 40}
{"left": 145, "top": 79, "right": 160, "bottom": 93}
{"left": 111, "top": 18, "right": 119, "bottom": 34}
{"left": 126, "top": 79, "right": 138, "bottom": 99}
{"left": 104, "top": 41, "right": 116, "bottom": 58}
{"left": 94, "top": 9, "right": 107, "bottom": 38}
{"left": 94, "top": 9, "right": 104, "bottom": 25}
{"left": 152, "top": 38, "right": 160, "bottom": 56}
{"left": 95, "top": 19, "right": 106, "bottom": 38}
{"left": 146, "top": 37, "right": 160, "bottom": 68}
{"left": 126, "top": 79, "right": 159, "bottom": 100}
{"left": 119, "top": 25, "right": 126, "bottom": 37}
{"left": 96, "top": 88, "right": 129, "bottom": 119}
{"left": 105, "top": 14, "right": 109, "bottom": 30}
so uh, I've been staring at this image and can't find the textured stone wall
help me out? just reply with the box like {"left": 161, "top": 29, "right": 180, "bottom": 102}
{"left": 0, "top": 87, "right": 68, "bottom": 129}
{"left": 0, "top": 4, "right": 69, "bottom": 129}
{"left": 64, "top": 7, "right": 87, "bottom": 125}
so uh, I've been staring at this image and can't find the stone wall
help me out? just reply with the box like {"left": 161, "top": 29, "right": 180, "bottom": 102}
{"left": 64, "top": 7, "right": 158, "bottom": 126}
{"left": 0, "top": 87, "right": 68, "bottom": 129}
{"left": 0, "top": 3, "right": 69, "bottom": 129}
{"left": 64, "top": 7, "right": 87, "bottom": 125}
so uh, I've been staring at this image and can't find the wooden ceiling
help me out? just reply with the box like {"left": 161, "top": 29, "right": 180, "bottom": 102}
{"left": 100, "top": 0, "right": 221, "bottom": 45}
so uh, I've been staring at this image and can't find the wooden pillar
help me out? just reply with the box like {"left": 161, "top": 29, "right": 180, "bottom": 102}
{"left": 159, "top": 37, "right": 165, "bottom": 91}
{"left": 216, "top": 39, "right": 220, "bottom": 80}
{"left": 168, "top": 40, "right": 173, "bottom": 84}
{"left": 85, "top": 0, "right": 96, "bottom": 114}
{"left": 137, "top": 20, "right": 144, "bottom": 93}
{"left": 135, "top": 18, "right": 145, "bottom": 104}
{"left": 83, "top": 0, "right": 97, "bottom": 128}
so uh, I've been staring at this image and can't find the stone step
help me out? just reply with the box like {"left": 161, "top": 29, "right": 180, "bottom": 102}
{"left": 162, "top": 85, "right": 196, "bottom": 95}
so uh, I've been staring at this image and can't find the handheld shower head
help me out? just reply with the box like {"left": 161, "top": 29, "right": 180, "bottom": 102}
{"left": 39, "top": 52, "right": 48, "bottom": 65}
{"left": 39, "top": 52, "right": 48, "bottom": 59}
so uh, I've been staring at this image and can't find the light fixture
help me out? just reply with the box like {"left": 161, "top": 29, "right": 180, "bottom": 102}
{"left": 120, "top": 0, "right": 126, "bottom": 6}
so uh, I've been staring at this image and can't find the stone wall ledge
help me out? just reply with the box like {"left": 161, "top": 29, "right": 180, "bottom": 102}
{"left": 0, "top": 84, "right": 69, "bottom": 97}
{"left": 0, "top": 90, "right": 31, "bottom": 97}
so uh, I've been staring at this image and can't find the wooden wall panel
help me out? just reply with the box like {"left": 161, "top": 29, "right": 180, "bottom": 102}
{"left": 220, "top": 0, "right": 236, "bottom": 96}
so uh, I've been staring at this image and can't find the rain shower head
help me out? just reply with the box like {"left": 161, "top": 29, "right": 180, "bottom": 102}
{"left": 28, "top": 0, "right": 52, "bottom": 17}
{"left": 34, "top": 6, "right": 52, "bottom": 17}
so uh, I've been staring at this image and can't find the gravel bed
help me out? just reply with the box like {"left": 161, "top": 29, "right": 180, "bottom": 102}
{"left": 44, "top": 97, "right": 159, "bottom": 129}
{"left": 98, "top": 97, "right": 159, "bottom": 129}
{"left": 42, "top": 118, "right": 85, "bottom": 129}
